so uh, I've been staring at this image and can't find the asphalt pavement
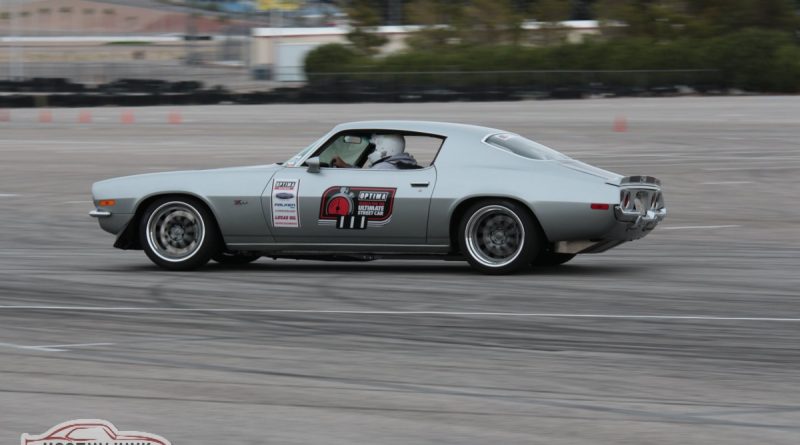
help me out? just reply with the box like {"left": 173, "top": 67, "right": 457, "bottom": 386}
{"left": 0, "top": 97, "right": 798, "bottom": 444}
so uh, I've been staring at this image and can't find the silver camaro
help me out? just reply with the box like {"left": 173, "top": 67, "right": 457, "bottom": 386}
{"left": 90, "top": 120, "right": 666, "bottom": 274}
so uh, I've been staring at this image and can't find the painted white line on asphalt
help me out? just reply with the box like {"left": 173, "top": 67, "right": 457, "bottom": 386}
{"left": 0, "top": 307, "right": 797, "bottom": 322}
{"left": 0, "top": 342, "right": 65, "bottom": 352}
{"left": 701, "top": 181, "right": 754, "bottom": 185}
{"left": 661, "top": 225, "right": 740, "bottom": 230}
{"left": 704, "top": 166, "right": 799, "bottom": 171}
{"left": 37, "top": 342, "right": 115, "bottom": 349}
{"left": 0, "top": 342, "right": 114, "bottom": 352}
{"left": 0, "top": 193, "right": 20, "bottom": 197}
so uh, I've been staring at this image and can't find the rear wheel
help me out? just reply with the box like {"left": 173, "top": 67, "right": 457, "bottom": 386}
{"left": 458, "top": 200, "right": 541, "bottom": 274}
{"left": 139, "top": 197, "right": 219, "bottom": 270}
{"left": 212, "top": 251, "right": 260, "bottom": 265}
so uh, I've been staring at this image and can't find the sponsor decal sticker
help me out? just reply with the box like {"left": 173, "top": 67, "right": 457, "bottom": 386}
{"left": 21, "top": 419, "right": 170, "bottom": 445}
{"left": 319, "top": 186, "right": 396, "bottom": 229}
{"left": 272, "top": 179, "right": 300, "bottom": 228}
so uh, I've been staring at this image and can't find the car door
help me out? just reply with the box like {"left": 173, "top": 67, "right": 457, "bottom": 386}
{"left": 266, "top": 166, "right": 436, "bottom": 245}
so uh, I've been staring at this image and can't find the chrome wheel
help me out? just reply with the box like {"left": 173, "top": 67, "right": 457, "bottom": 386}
{"left": 146, "top": 201, "right": 206, "bottom": 262}
{"left": 464, "top": 205, "right": 525, "bottom": 268}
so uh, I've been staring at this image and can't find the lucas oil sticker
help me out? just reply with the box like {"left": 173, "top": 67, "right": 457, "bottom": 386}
{"left": 319, "top": 186, "right": 396, "bottom": 230}
{"left": 272, "top": 179, "right": 300, "bottom": 228}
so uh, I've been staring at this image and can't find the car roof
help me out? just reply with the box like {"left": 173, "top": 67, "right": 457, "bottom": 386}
{"left": 332, "top": 120, "right": 504, "bottom": 139}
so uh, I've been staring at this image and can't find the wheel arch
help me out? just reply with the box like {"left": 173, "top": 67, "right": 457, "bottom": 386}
{"left": 447, "top": 196, "right": 550, "bottom": 253}
{"left": 113, "top": 192, "right": 224, "bottom": 250}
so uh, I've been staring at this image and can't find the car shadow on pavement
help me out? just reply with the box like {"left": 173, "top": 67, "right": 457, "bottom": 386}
{"left": 113, "top": 261, "right": 640, "bottom": 277}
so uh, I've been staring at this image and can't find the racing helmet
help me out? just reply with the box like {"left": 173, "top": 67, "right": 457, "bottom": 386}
{"left": 367, "top": 134, "right": 405, "bottom": 166}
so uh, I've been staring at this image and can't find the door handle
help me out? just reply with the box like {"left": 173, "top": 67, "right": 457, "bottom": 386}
{"left": 410, "top": 182, "right": 430, "bottom": 188}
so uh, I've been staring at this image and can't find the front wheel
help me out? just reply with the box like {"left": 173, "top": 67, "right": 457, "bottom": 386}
{"left": 458, "top": 200, "right": 541, "bottom": 275}
{"left": 139, "top": 197, "right": 219, "bottom": 270}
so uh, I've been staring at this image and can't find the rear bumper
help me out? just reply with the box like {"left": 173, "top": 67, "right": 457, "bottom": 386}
{"left": 554, "top": 206, "right": 666, "bottom": 255}
{"left": 614, "top": 206, "right": 667, "bottom": 230}
{"left": 605, "top": 205, "right": 666, "bottom": 242}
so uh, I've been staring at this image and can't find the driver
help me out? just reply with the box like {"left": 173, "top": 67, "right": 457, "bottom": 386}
{"left": 331, "top": 134, "right": 419, "bottom": 169}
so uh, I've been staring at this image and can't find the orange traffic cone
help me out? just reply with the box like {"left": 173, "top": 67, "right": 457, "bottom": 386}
{"left": 39, "top": 109, "right": 53, "bottom": 123}
{"left": 613, "top": 115, "right": 628, "bottom": 132}
{"left": 168, "top": 110, "right": 182, "bottom": 124}
{"left": 78, "top": 110, "right": 92, "bottom": 123}
{"left": 121, "top": 110, "right": 135, "bottom": 124}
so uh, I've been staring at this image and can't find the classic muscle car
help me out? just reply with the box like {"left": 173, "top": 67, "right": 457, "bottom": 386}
{"left": 90, "top": 121, "right": 666, "bottom": 274}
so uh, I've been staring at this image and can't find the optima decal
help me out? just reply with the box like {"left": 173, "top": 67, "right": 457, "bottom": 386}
{"left": 319, "top": 186, "right": 396, "bottom": 229}
{"left": 271, "top": 179, "right": 300, "bottom": 228}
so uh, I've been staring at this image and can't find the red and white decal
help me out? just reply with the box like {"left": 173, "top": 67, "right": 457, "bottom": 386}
{"left": 271, "top": 179, "right": 300, "bottom": 228}
{"left": 319, "top": 186, "right": 396, "bottom": 229}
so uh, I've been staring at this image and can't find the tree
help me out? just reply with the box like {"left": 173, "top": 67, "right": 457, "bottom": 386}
{"left": 532, "top": 0, "right": 573, "bottom": 44}
{"left": 342, "top": 0, "right": 389, "bottom": 54}
{"left": 685, "top": 0, "right": 799, "bottom": 35}
{"left": 461, "top": 0, "right": 523, "bottom": 44}
{"left": 592, "top": 0, "right": 800, "bottom": 39}
{"left": 404, "top": 0, "right": 464, "bottom": 48}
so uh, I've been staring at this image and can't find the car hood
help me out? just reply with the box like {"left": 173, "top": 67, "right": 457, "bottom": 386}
{"left": 91, "top": 163, "right": 283, "bottom": 201}
{"left": 94, "top": 163, "right": 281, "bottom": 187}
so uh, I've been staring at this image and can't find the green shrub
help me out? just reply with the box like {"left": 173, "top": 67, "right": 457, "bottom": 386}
{"left": 701, "top": 29, "right": 798, "bottom": 91}
{"left": 304, "top": 44, "right": 362, "bottom": 74}
{"left": 304, "top": 31, "right": 800, "bottom": 93}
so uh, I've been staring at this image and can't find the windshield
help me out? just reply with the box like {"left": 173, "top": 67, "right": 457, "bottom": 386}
{"left": 284, "top": 136, "right": 324, "bottom": 167}
{"left": 485, "top": 133, "right": 569, "bottom": 161}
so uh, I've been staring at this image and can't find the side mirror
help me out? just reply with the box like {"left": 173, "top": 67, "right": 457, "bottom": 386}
{"left": 306, "top": 156, "right": 321, "bottom": 173}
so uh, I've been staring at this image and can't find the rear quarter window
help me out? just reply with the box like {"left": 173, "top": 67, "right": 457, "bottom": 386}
{"left": 485, "top": 133, "right": 568, "bottom": 161}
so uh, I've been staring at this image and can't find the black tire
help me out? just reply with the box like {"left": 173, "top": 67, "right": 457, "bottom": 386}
{"left": 212, "top": 251, "right": 261, "bottom": 265}
{"left": 457, "top": 200, "right": 541, "bottom": 275}
{"left": 532, "top": 251, "right": 576, "bottom": 267}
{"left": 139, "top": 196, "right": 219, "bottom": 271}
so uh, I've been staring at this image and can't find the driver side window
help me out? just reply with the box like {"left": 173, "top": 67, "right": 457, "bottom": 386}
{"left": 317, "top": 134, "right": 372, "bottom": 168}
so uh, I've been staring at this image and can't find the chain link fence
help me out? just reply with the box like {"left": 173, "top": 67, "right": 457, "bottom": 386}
{"left": 304, "top": 69, "right": 723, "bottom": 99}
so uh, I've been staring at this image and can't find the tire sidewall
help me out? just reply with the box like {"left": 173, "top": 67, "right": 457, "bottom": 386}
{"left": 139, "top": 196, "right": 219, "bottom": 270}
{"left": 458, "top": 200, "right": 540, "bottom": 274}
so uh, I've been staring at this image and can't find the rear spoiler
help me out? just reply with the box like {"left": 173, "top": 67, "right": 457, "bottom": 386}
{"left": 608, "top": 175, "right": 662, "bottom": 187}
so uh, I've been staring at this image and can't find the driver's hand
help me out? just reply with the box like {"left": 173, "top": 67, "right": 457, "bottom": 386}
{"left": 331, "top": 156, "right": 350, "bottom": 168}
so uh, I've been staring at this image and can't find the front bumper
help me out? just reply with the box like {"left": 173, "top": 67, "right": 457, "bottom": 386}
{"left": 89, "top": 209, "right": 112, "bottom": 218}
{"left": 89, "top": 208, "right": 134, "bottom": 235}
